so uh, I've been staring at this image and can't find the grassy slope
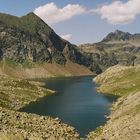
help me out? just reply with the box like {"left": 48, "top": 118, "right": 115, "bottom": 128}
{"left": 0, "top": 12, "right": 52, "bottom": 34}
{"left": 0, "top": 75, "right": 55, "bottom": 110}
{"left": 0, "top": 59, "right": 93, "bottom": 78}
{"left": 94, "top": 65, "right": 140, "bottom": 96}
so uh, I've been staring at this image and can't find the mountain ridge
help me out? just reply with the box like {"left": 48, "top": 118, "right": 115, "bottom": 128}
{"left": 0, "top": 12, "right": 93, "bottom": 77}
{"left": 78, "top": 30, "right": 140, "bottom": 73}
{"left": 102, "top": 30, "right": 132, "bottom": 42}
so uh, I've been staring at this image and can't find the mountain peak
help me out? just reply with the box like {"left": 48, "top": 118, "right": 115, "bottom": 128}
{"left": 0, "top": 12, "right": 52, "bottom": 34}
{"left": 21, "top": 12, "right": 39, "bottom": 20}
{"left": 0, "top": 11, "right": 88, "bottom": 68}
{"left": 114, "top": 30, "right": 124, "bottom": 34}
{"left": 102, "top": 30, "right": 132, "bottom": 42}
{"left": 24, "top": 12, "right": 35, "bottom": 16}
{"left": 113, "top": 30, "right": 131, "bottom": 35}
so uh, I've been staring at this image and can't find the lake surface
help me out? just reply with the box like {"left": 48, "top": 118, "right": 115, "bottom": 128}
{"left": 20, "top": 76, "right": 115, "bottom": 137}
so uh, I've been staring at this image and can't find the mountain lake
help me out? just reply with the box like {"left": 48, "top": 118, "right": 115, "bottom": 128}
{"left": 20, "top": 76, "right": 115, "bottom": 137}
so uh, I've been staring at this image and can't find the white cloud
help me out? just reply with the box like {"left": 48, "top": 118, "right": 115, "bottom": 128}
{"left": 61, "top": 34, "right": 72, "bottom": 41}
{"left": 34, "top": 2, "right": 86, "bottom": 24}
{"left": 92, "top": 0, "right": 140, "bottom": 24}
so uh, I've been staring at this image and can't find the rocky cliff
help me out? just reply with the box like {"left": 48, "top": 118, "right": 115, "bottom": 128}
{"left": 78, "top": 30, "right": 140, "bottom": 74}
{"left": 0, "top": 12, "right": 92, "bottom": 77}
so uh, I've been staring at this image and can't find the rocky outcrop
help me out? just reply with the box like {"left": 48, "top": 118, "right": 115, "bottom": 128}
{"left": 102, "top": 30, "right": 132, "bottom": 42}
{"left": 0, "top": 12, "right": 66, "bottom": 64}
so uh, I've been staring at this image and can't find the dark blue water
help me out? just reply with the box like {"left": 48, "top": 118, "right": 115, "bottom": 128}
{"left": 20, "top": 76, "right": 115, "bottom": 136}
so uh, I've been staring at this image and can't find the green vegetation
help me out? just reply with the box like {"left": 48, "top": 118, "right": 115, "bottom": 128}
{"left": 0, "top": 12, "right": 51, "bottom": 34}
{"left": 96, "top": 66, "right": 140, "bottom": 97}
{"left": 0, "top": 75, "right": 54, "bottom": 110}
{"left": 0, "top": 58, "right": 40, "bottom": 69}
{"left": 4, "top": 58, "right": 19, "bottom": 67}
{"left": 21, "top": 60, "right": 36, "bottom": 68}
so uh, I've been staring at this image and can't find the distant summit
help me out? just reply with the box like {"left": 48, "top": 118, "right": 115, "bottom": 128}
{"left": 102, "top": 30, "right": 132, "bottom": 42}
{"left": 78, "top": 30, "right": 140, "bottom": 74}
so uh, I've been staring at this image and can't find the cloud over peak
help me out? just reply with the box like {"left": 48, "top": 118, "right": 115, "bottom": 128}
{"left": 34, "top": 2, "right": 86, "bottom": 25}
{"left": 93, "top": 0, "right": 140, "bottom": 24}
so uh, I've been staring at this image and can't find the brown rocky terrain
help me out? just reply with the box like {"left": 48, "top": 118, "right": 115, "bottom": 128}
{"left": 0, "top": 75, "right": 80, "bottom": 140}
{"left": 0, "top": 107, "right": 79, "bottom": 140}
{"left": 0, "top": 60, "right": 93, "bottom": 79}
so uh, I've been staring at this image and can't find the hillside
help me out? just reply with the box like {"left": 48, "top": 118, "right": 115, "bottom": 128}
{"left": 94, "top": 65, "right": 140, "bottom": 96}
{"left": 0, "top": 12, "right": 92, "bottom": 77}
{"left": 0, "top": 75, "right": 80, "bottom": 140}
{"left": 0, "top": 59, "right": 93, "bottom": 78}
{"left": 0, "top": 75, "right": 56, "bottom": 110}
{"left": 87, "top": 65, "right": 140, "bottom": 140}
{"left": 78, "top": 30, "right": 140, "bottom": 74}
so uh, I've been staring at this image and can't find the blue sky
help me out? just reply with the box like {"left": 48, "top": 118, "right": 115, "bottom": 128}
{"left": 0, "top": 0, "right": 140, "bottom": 44}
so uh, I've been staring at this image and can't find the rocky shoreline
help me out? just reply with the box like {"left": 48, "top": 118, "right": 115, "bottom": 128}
{"left": 87, "top": 65, "right": 140, "bottom": 140}
{"left": 0, "top": 75, "right": 56, "bottom": 110}
{"left": 0, "top": 107, "right": 80, "bottom": 140}
{"left": 1, "top": 65, "right": 140, "bottom": 140}
{"left": 0, "top": 75, "right": 80, "bottom": 140}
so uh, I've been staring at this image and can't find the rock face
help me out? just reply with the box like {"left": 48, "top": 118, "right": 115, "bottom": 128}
{"left": 78, "top": 30, "right": 140, "bottom": 74}
{"left": 2, "top": 12, "right": 140, "bottom": 76}
{"left": 0, "top": 12, "right": 89, "bottom": 68}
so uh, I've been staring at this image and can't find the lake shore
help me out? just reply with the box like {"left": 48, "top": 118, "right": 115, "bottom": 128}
{"left": 0, "top": 75, "right": 81, "bottom": 140}
{"left": 0, "top": 74, "right": 112, "bottom": 139}
{"left": 20, "top": 76, "right": 113, "bottom": 137}
{"left": 0, "top": 75, "right": 56, "bottom": 110}
{"left": 0, "top": 107, "right": 80, "bottom": 140}
{"left": 87, "top": 65, "right": 140, "bottom": 140}
{"left": 2, "top": 65, "right": 139, "bottom": 140}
